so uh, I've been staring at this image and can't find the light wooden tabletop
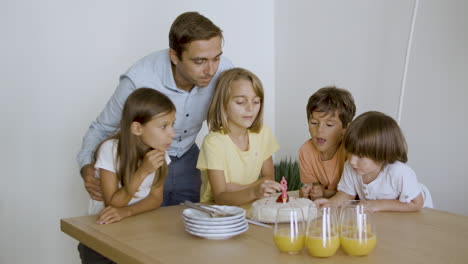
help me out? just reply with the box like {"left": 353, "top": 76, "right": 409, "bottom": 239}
{"left": 61, "top": 200, "right": 468, "bottom": 264}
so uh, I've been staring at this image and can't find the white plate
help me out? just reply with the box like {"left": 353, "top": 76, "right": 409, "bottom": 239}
{"left": 185, "top": 225, "right": 248, "bottom": 240}
{"left": 182, "top": 205, "right": 246, "bottom": 222}
{"left": 186, "top": 222, "right": 248, "bottom": 234}
{"left": 183, "top": 205, "right": 245, "bottom": 221}
{"left": 184, "top": 219, "right": 247, "bottom": 230}
{"left": 183, "top": 216, "right": 245, "bottom": 226}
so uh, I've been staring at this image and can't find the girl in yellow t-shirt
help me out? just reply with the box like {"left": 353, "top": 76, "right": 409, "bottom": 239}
{"left": 197, "top": 68, "right": 282, "bottom": 205}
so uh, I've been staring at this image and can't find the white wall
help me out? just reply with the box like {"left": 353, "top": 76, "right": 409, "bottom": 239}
{"left": 275, "top": 0, "right": 413, "bottom": 159}
{"left": 275, "top": 0, "right": 468, "bottom": 215}
{"left": 0, "top": 1, "right": 274, "bottom": 263}
{"left": 401, "top": 0, "right": 468, "bottom": 217}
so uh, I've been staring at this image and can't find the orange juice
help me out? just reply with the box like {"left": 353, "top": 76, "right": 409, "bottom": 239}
{"left": 305, "top": 235, "right": 340, "bottom": 257}
{"left": 273, "top": 233, "right": 305, "bottom": 253}
{"left": 340, "top": 231, "right": 377, "bottom": 256}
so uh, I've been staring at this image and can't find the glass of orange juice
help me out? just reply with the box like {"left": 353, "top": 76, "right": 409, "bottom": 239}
{"left": 340, "top": 204, "right": 377, "bottom": 256}
{"left": 337, "top": 200, "right": 361, "bottom": 232}
{"left": 273, "top": 207, "right": 305, "bottom": 254}
{"left": 305, "top": 206, "right": 340, "bottom": 257}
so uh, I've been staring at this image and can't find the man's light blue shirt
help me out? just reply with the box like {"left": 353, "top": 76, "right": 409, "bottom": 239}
{"left": 77, "top": 49, "right": 233, "bottom": 169}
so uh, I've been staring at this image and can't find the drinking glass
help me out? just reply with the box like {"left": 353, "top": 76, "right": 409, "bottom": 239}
{"left": 337, "top": 200, "right": 361, "bottom": 229}
{"left": 340, "top": 204, "right": 377, "bottom": 256}
{"left": 273, "top": 207, "right": 305, "bottom": 254}
{"left": 305, "top": 206, "right": 340, "bottom": 257}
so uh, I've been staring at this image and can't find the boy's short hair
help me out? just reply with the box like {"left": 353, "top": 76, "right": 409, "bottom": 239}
{"left": 344, "top": 111, "right": 408, "bottom": 164}
{"left": 169, "top": 11, "right": 223, "bottom": 60}
{"left": 306, "top": 85, "right": 356, "bottom": 127}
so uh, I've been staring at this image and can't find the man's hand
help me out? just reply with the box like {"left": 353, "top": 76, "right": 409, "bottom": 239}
{"left": 81, "top": 163, "right": 103, "bottom": 201}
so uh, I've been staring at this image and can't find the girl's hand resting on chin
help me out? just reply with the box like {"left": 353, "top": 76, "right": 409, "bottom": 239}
{"left": 140, "top": 149, "right": 166, "bottom": 175}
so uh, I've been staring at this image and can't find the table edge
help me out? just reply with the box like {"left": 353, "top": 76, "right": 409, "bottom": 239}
{"left": 60, "top": 217, "right": 162, "bottom": 264}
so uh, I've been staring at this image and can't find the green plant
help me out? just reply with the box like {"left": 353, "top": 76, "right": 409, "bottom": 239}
{"left": 274, "top": 158, "right": 302, "bottom": 191}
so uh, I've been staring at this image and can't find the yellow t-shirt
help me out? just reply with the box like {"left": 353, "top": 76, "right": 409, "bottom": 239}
{"left": 197, "top": 125, "right": 279, "bottom": 203}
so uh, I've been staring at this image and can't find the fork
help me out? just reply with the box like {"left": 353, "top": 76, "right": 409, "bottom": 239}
{"left": 182, "top": 201, "right": 236, "bottom": 217}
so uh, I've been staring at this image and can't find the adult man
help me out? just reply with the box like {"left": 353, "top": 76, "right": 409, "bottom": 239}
{"left": 77, "top": 11, "right": 233, "bottom": 207}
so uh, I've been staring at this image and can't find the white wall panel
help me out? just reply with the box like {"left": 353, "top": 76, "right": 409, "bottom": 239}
{"left": 401, "top": 0, "right": 468, "bottom": 215}
{"left": 275, "top": 0, "right": 413, "bottom": 160}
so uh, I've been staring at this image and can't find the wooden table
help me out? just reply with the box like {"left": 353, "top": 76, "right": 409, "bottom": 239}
{"left": 61, "top": 203, "right": 468, "bottom": 264}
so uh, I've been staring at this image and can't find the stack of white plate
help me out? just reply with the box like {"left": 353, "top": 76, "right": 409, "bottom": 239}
{"left": 182, "top": 205, "right": 248, "bottom": 240}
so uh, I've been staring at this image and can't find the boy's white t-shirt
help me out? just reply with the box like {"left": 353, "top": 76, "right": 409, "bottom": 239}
{"left": 338, "top": 161, "right": 422, "bottom": 203}
{"left": 88, "top": 139, "right": 171, "bottom": 215}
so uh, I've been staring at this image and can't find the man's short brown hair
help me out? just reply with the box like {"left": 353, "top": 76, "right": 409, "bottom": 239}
{"left": 169, "top": 11, "right": 223, "bottom": 60}
{"left": 306, "top": 85, "right": 356, "bottom": 127}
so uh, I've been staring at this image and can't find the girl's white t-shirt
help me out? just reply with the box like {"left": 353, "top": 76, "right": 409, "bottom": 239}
{"left": 88, "top": 139, "right": 171, "bottom": 215}
{"left": 338, "top": 161, "right": 422, "bottom": 203}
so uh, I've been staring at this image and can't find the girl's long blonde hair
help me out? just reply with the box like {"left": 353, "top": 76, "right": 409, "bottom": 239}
{"left": 94, "top": 88, "right": 176, "bottom": 193}
{"left": 207, "top": 67, "right": 264, "bottom": 133}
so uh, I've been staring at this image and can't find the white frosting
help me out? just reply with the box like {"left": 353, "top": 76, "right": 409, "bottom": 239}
{"left": 249, "top": 196, "right": 316, "bottom": 223}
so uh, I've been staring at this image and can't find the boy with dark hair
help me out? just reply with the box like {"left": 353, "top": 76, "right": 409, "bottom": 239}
{"left": 299, "top": 86, "right": 356, "bottom": 200}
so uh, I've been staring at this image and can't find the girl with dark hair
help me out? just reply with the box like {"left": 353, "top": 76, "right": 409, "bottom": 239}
{"left": 79, "top": 88, "right": 176, "bottom": 263}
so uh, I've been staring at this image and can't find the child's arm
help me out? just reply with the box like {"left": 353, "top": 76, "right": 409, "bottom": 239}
{"left": 323, "top": 189, "right": 337, "bottom": 198}
{"left": 224, "top": 157, "right": 275, "bottom": 193}
{"left": 301, "top": 183, "right": 323, "bottom": 200}
{"left": 329, "top": 191, "right": 355, "bottom": 204}
{"left": 310, "top": 184, "right": 325, "bottom": 200}
{"left": 101, "top": 149, "right": 166, "bottom": 207}
{"left": 96, "top": 184, "right": 164, "bottom": 224}
{"left": 315, "top": 191, "right": 354, "bottom": 207}
{"left": 300, "top": 184, "right": 336, "bottom": 200}
{"left": 364, "top": 193, "right": 424, "bottom": 212}
{"left": 100, "top": 168, "right": 150, "bottom": 207}
{"left": 208, "top": 169, "right": 282, "bottom": 206}
{"left": 260, "top": 157, "right": 275, "bottom": 181}
{"left": 298, "top": 146, "right": 317, "bottom": 199}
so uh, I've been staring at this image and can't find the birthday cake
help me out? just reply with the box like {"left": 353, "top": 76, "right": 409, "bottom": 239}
{"left": 249, "top": 196, "right": 317, "bottom": 223}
